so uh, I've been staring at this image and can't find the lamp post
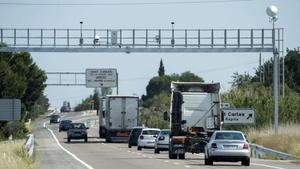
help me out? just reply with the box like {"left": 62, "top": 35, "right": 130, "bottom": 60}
{"left": 80, "top": 21, "right": 83, "bottom": 46}
{"left": 171, "top": 22, "right": 175, "bottom": 47}
{"left": 266, "top": 5, "right": 279, "bottom": 134}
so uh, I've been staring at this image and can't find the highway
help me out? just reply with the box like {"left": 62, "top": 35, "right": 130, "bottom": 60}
{"left": 34, "top": 112, "right": 299, "bottom": 169}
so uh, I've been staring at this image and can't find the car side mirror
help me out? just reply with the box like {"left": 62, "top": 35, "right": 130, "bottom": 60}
{"left": 153, "top": 135, "right": 158, "bottom": 138}
{"left": 163, "top": 111, "right": 169, "bottom": 121}
{"left": 86, "top": 127, "right": 89, "bottom": 129}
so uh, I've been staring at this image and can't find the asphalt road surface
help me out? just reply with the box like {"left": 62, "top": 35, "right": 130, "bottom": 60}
{"left": 34, "top": 112, "right": 300, "bottom": 169}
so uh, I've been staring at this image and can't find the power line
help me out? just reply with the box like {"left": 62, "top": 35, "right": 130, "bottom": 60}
{"left": 0, "top": 0, "right": 253, "bottom": 6}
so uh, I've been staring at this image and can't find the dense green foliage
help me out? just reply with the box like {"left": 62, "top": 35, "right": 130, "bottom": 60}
{"left": 0, "top": 43, "right": 48, "bottom": 139}
{"left": 140, "top": 61, "right": 204, "bottom": 128}
{"left": 158, "top": 59, "right": 165, "bottom": 77}
{"left": 223, "top": 50, "right": 300, "bottom": 129}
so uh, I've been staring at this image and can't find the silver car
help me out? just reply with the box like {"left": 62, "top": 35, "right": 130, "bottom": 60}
{"left": 204, "top": 130, "right": 250, "bottom": 166}
{"left": 137, "top": 128, "right": 160, "bottom": 150}
{"left": 154, "top": 129, "right": 170, "bottom": 154}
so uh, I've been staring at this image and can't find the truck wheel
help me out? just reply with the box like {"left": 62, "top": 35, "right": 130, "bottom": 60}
{"left": 128, "top": 144, "right": 132, "bottom": 148}
{"left": 179, "top": 153, "right": 185, "bottom": 159}
{"left": 205, "top": 156, "right": 213, "bottom": 165}
{"left": 137, "top": 146, "right": 142, "bottom": 151}
{"left": 241, "top": 158, "right": 250, "bottom": 166}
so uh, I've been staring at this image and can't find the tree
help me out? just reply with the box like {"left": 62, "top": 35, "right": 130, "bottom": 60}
{"left": 158, "top": 59, "right": 165, "bottom": 77}
{"left": 231, "top": 72, "right": 252, "bottom": 87}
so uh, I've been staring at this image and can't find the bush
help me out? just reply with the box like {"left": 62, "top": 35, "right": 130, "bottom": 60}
{"left": 1, "top": 121, "right": 28, "bottom": 139}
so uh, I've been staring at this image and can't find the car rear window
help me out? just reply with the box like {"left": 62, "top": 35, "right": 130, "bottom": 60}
{"left": 160, "top": 131, "right": 170, "bottom": 135}
{"left": 215, "top": 132, "right": 244, "bottom": 140}
{"left": 142, "top": 130, "right": 160, "bottom": 135}
{"left": 70, "top": 123, "right": 86, "bottom": 129}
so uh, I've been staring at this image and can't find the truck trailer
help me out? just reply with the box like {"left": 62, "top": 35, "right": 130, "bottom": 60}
{"left": 167, "top": 82, "right": 221, "bottom": 159}
{"left": 99, "top": 95, "right": 139, "bottom": 142}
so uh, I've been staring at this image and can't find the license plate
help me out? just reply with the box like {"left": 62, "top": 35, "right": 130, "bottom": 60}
{"left": 175, "top": 149, "right": 185, "bottom": 154}
{"left": 223, "top": 145, "right": 238, "bottom": 149}
{"left": 173, "top": 144, "right": 184, "bottom": 148}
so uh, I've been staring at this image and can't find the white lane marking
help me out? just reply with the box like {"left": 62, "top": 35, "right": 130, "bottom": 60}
{"left": 173, "top": 162, "right": 180, "bottom": 165}
{"left": 164, "top": 160, "right": 169, "bottom": 163}
{"left": 46, "top": 127, "right": 94, "bottom": 169}
{"left": 252, "top": 163, "right": 286, "bottom": 169}
{"left": 127, "top": 150, "right": 131, "bottom": 153}
{"left": 184, "top": 165, "right": 191, "bottom": 168}
{"left": 43, "top": 122, "right": 46, "bottom": 128}
{"left": 142, "top": 154, "right": 147, "bottom": 157}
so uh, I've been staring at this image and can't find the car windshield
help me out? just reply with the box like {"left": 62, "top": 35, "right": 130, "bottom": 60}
{"left": 160, "top": 131, "right": 170, "bottom": 135}
{"left": 70, "top": 123, "right": 86, "bottom": 129}
{"left": 142, "top": 130, "right": 160, "bottom": 135}
{"left": 61, "top": 120, "right": 71, "bottom": 124}
{"left": 51, "top": 115, "right": 60, "bottom": 119}
{"left": 215, "top": 132, "right": 244, "bottom": 140}
{"left": 132, "top": 129, "right": 142, "bottom": 136}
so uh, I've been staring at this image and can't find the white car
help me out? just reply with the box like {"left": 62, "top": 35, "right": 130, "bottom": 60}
{"left": 154, "top": 129, "right": 170, "bottom": 153}
{"left": 137, "top": 128, "right": 160, "bottom": 150}
{"left": 204, "top": 130, "right": 250, "bottom": 166}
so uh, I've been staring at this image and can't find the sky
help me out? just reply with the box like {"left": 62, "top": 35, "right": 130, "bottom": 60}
{"left": 0, "top": 0, "right": 299, "bottom": 109}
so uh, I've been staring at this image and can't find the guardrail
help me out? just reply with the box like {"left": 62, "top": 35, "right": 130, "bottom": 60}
{"left": 250, "top": 143, "right": 298, "bottom": 160}
{"left": 24, "top": 134, "right": 34, "bottom": 157}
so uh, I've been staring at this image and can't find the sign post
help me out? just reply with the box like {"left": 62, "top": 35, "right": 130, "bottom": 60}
{"left": 222, "top": 108, "right": 255, "bottom": 124}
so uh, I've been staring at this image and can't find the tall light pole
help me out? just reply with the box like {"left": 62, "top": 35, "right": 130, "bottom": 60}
{"left": 266, "top": 5, "right": 279, "bottom": 134}
{"left": 80, "top": 21, "right": 83, "bottom": 46}
{"left": 171, "top": 22, "right": 175, "bottom": 47}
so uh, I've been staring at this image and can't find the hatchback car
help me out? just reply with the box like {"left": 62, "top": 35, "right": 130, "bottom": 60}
{"left": 137, "top": 128, "right": 160, "bottom": 150}
{"left": 128, "top": 127, "right": 145, "bottom": 148}
{"left": 49, "top": 114, "right": 61, "bottom": 124}
{"left": 59, "top": 120, "right": 72, "bottom": 132}
{"left": 204, "top": 130, "right": 250, "bottom": 166}
{"left": 154, "top": 129, "right": 170, "bottom": 153}
{"left": 67, "top": 123, "right": 89, "bottom": 142}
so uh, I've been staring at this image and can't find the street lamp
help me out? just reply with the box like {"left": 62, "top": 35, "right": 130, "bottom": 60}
{"left": 171, "top": 22, "right": 175, "bottom": 47}
{"left": 266, "top": 5, "right": 279, "bottom": 134}
{"left": 80, "top": 21, "right": 83, "bottom": 45}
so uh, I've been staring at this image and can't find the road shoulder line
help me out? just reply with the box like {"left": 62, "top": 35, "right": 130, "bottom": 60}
{"left": 46, "top": 124, "right": 94, "bottom": 169}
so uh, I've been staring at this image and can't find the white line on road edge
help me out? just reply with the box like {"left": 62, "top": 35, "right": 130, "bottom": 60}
{"left": 46, "top": 127, "right": 94, "bottom": 169}
{"left": 252, "top": 163, "right": 286, "bottom": 169}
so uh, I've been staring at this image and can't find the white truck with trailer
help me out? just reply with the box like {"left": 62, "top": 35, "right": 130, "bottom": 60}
{"left": 99, "top": 95, "right": 139, "bottom": 142}
{"left": 166, "top": 82, "right": 221, "bottom": 159}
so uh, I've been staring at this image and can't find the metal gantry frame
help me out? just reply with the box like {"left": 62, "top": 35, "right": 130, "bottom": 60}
{"left": 0, "top": 27, "right": 285, "bottom": 134}
{"left": 0, "top": 28, "right": 283, "bottom": 53}
{"left": 46, "top": 72, "right": 85, "bottom": 86}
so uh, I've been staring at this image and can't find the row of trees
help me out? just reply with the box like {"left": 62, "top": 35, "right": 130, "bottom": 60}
{"left": 140, "top": 59, "right": 204, "bottom": 128}
{"left": 0, "top": 43, "right": 48, "bottom": 139}
{"left": 224, "top": 50, "right": 300, "bottom": 128}
{"left": 141, "top": 50, "right": 300, "bottom": 129}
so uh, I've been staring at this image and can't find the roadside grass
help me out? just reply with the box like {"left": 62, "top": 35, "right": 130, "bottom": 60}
{"left": 246, "top": 123, "right": 300, "bottom": 157}
{"left": 0, "top": 140, "right": 36, "bottom": 169}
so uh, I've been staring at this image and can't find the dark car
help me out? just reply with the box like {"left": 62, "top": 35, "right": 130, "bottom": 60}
{"left": 59, "top": 120, "right": 72, "bottom": 132}
{"left": 67, "top": 123, "right": 89, "bottom": 142}
{"left": 128, "top": 127, "right": 144, "bottom": 148}
{"left": 50, "top": 114, "right": 61, "bottom": 124}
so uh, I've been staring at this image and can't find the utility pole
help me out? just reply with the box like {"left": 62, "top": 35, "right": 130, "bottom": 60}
{"left": 267, "top": 5, "right": 279, "bottom": 134}
{"left": 259, "top": 52, "right": 262, "bottom": 82}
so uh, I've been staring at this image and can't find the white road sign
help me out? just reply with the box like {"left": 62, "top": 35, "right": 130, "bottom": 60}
{"left": 222, "top": 108, "right": 255, "bottom": 124}
{"left": 86, "top": 69, "right": 117, "bottom": 88}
